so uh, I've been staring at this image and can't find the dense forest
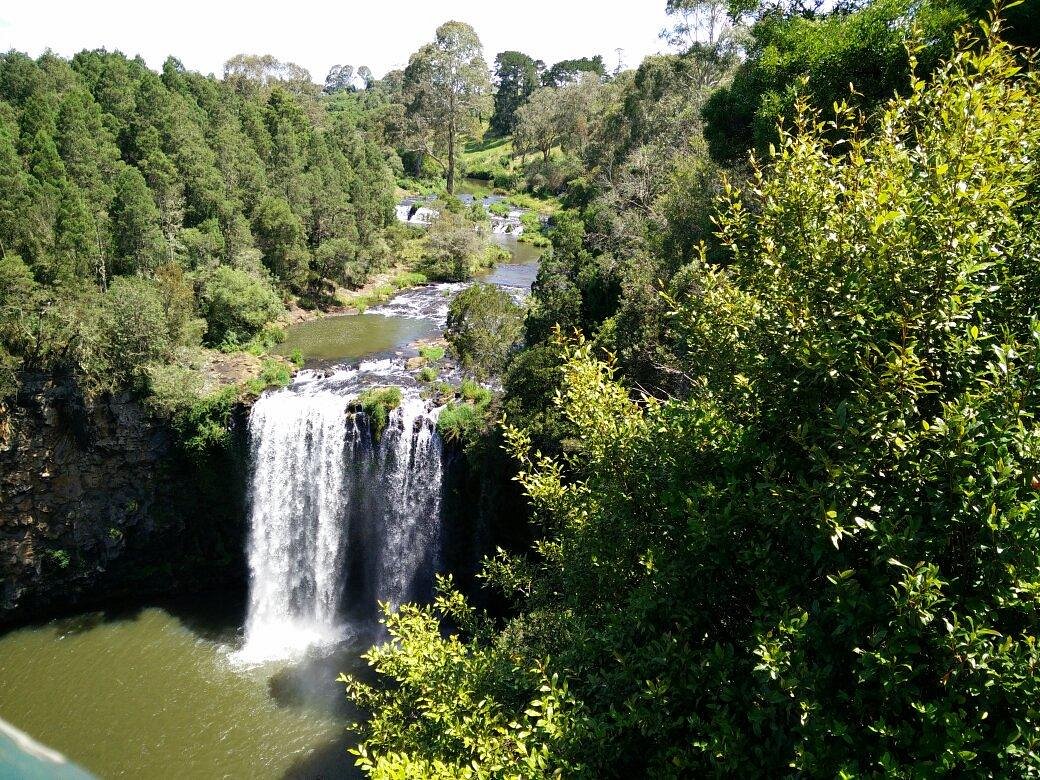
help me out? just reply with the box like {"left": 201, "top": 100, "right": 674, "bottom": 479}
{"left": 0, "top": 48, "right": 397, "bottom": 444}
{"left": 3, "top": 0, "right": 1040, "bottom": 774}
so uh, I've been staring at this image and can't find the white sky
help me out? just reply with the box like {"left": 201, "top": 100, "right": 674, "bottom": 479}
{"left": 0, "top": 1, "right": 672, "bottom": 81}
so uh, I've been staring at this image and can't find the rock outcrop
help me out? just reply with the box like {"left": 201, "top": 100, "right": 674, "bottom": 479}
{"left": 0, "top": 372, "right": 249, "bottom": 624}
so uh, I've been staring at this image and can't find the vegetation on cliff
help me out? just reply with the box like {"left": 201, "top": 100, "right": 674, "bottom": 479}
{"left": 345, "top": 14, "right": 1040, "bottom": 777}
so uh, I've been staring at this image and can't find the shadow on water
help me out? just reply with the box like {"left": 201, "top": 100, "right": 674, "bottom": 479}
{"left": 273, "top": 629, "right": 382, "bottom": 780}
{"left": 282, "top": 731, "right": 365, "bottom": 780}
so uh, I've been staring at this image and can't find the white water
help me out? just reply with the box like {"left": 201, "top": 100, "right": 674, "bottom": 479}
{"left": 235, "top": 368, "right": 445, "bottom": 664}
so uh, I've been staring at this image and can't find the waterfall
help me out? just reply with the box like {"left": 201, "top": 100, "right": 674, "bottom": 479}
{"left": 234, "top": 371, "right": 445, "bottom": 664}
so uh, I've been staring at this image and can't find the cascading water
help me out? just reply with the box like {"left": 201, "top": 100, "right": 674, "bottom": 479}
{"left": 235, "top": 366, "right": 445, "bottom": 664}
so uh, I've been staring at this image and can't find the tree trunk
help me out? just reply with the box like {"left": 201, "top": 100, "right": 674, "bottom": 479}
{"left": 447, "top": 127, "right": 456, "bottom": 195}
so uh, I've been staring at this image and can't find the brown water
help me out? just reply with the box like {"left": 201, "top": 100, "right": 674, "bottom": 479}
{"left": 0, "top": 602, "right": 368, "bottom": 778}
{"left": 275, "top": 311, "right": 438, "bottom": 363}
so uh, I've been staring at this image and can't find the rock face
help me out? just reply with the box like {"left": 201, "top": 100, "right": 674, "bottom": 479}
{"left": 0, "top": 373, "right": 249, "bottom": 625}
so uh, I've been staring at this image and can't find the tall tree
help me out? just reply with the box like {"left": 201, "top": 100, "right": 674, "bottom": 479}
{"left": 324, "top": 64, "right": 355, "bottom": 94}
{"left": 402, "top": 21, "right": 491, "bottom": 194}
{"left": 489, "top": 51, "right": 541, "bottom": 136}
{"left": 541, "top": 56, "right": 606, "bottom": 88}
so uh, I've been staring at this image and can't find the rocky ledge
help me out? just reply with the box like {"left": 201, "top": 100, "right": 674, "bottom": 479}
{"left": 0, "top": 372, "right": 249, "bottom": 625}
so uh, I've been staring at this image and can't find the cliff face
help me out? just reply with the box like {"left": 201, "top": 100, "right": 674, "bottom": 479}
{"left": 0, "top": 373, "right": 249, "bottom": 624}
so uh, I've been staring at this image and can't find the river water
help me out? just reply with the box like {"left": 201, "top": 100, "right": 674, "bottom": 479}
{"left": 0, "top": 232, "right": 541, "bottom": 779}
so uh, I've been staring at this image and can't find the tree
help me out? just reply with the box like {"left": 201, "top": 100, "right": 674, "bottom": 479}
{"left": 423, "top": 210, "right": 487, "bottom": 282}
{"left": 198, "top": 265, "right": 284, "bottom": 347}
{"left": 445, "top": 283, "right": 523, "bottom": 379}
{"left": 402, "top": 21, "right": 492, "bottom": 194}
{"left": 357, "top": 66, "right": 374, "bottom": 89}
{"left": 662, "top": 0, "right": 733, "bottom": 50}
{"left": 541, "top": 56, "right": 605, "bottom": 88}
{"left": 253, "top": 195, "right": 308, "bottom": 287}
{"left": 109, "top": 165, "right": 163, "bottom": 275}
{"left": 489, "top": 51, "right": 541, "bottom": 136}
{"left": 515, "top": 75, "right": 603, "bottom": 162}
{"left": 346, "top": 27, "right": 1040, "bottom": 775}
{"left": 324, "top": 64, "right": 355, "bottom": 94}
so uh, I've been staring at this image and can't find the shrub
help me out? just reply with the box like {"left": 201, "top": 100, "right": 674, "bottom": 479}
{"left": 418, "top": 344, "right": 445, "bottom": 362}
{"left": 79, "top": 276, "right": 179, "bottom": 388}
{"left": 198, "top": 265, "right": 284, "bottom": 348}
{"left": 355, "top": 386, "right": 402, "bottom": 441}
{"left": 417, "top": 366, "right": 438, "bottom": 383}
{"left": 345, "top": 28, "right": 1040, "bottom": 777}
{"left": 423, "top": 212, "right": 487, "bottom": 282}
{"left": 445, "top": 283, "right": 524, "bottom": 379}
{"left": 436, "top": 401, "right": 481, "bottom": 443}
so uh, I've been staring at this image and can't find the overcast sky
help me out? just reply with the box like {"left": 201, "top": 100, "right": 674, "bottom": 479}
{"left": 0, "top": 1, "right": 672, "bottom": 81}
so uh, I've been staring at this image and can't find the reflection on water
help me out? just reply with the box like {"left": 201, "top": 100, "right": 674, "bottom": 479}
{"left": 0, "top": 601, "right": 370, "bottom": 778}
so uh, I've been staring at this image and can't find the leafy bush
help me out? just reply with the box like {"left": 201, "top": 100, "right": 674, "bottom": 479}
{"left": 346, "top": 29, "right": 1040, "bottom": 777}
{"left": 198, "top": 265, "right": 285, "bottom": 348}
{"left": 445, "top": 283, "right": 524, "bottom": 379}
{"left": 355, "top": 386, "right": 402, "bottom": 441}
{"left": 435, "top": 402, "right": 481, "bottom": 444}
{"left": 79, "top": 276, "right": 189, "bottom": 388}
{"left": 459, "top": 377, "right": 492, "bottom": 407}
{"left": 417, "top": 366, "right": 438, "bottom": 383}
{"left": 423, "top": 212, "right": 487, "bottom": 282}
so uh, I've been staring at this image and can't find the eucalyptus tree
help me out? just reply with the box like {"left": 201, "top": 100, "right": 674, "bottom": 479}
{"left": 402, "top": 21, "right": 491, "bottom": 194}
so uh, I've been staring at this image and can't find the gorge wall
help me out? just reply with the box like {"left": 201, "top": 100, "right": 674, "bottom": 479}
{"left": 0, "top": 372, "right": 250, "bottom": 625}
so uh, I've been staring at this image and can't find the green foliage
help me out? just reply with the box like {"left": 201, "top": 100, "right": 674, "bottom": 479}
{"left": 341, "top": 582, "right": 585, "bottom": 778}
{"left": 401, "top": 21, "right": 493, "bottom": 193}
{"left": 418, "top": 344, "right": 445, "bottom": 362}
{"left": 356, "top": 386, "right": 403, "bottom": 441}
{"left": 417, "top": 366, "right": 438, "bottom": 383}
{"left": 436, "top": 401, "right": 481, "bottom": 444}
{"left": 169, "top": 384, "right": 240, "bottom": 454}
{"left": 422, "top": 211, "right": 489, "bottom": 282}
{"left": 0, "top": 45, "right": 396, "bottom": 402}
{"left": 198, "top": 265, "right": 284, "bottom": 348}
{"left": 459, "top": 377, "right": 492, "bottom": 406}
{"left": 78, "top": 275, "right": 196, "bottom": 389}
{"left": 701, "top": 0, "right": 1036, "bottom": 163}
{"left": 490, "top": 51, "right": 541, "bottom": 136}
{"left": 47, "top": 549, "right": 71, "bottom": 569}
{"left": 445, "top": 283, "right": 524, "bottom": 379}
{"left": 348, "top": 28, "right": 1040, "bottom": 776}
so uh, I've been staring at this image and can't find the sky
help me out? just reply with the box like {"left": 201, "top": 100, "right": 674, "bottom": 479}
{"left": 0, "top": 1, "right": 673, "bottom": 81}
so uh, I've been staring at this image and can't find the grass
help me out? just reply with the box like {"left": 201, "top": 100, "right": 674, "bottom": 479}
{"left": 355, "top": 387, "right": 403, "bottom": 440}
{"left": 338, "top": 268, "right": 429, "bottom": 313}
{"left": 419, "top": 345, "right": 446, "bottom": 362}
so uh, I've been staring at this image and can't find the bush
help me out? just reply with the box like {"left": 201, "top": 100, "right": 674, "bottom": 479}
{"left": 417, "top": 366, "right": 438, "bottom": 383}
{"left": 445, "top": 283, "right": 524, "bottom": 379}
{"left": 423, "top": 212, "right": 488, "bottom": 282}
{"left": 493, "top": 170, "right": 522, "bottom": 190}
{"left": 355, "top": 386, "right": 402, "bottom": 441}
{"left": 418, "top": 344, "right": 445, "bottom": 362}
{"left": 436, "top": 402, "right": 481, "bottom": 443}
{"left": 79, "top": 276, "right": 181, "bottom": 388}
{"left": 198, "top": 265, "right": 284, "bottom": 348}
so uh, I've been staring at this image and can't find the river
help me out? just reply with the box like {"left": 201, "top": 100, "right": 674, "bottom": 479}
{"left": 0, "top": 231, "right": 540, "bottom": 779}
